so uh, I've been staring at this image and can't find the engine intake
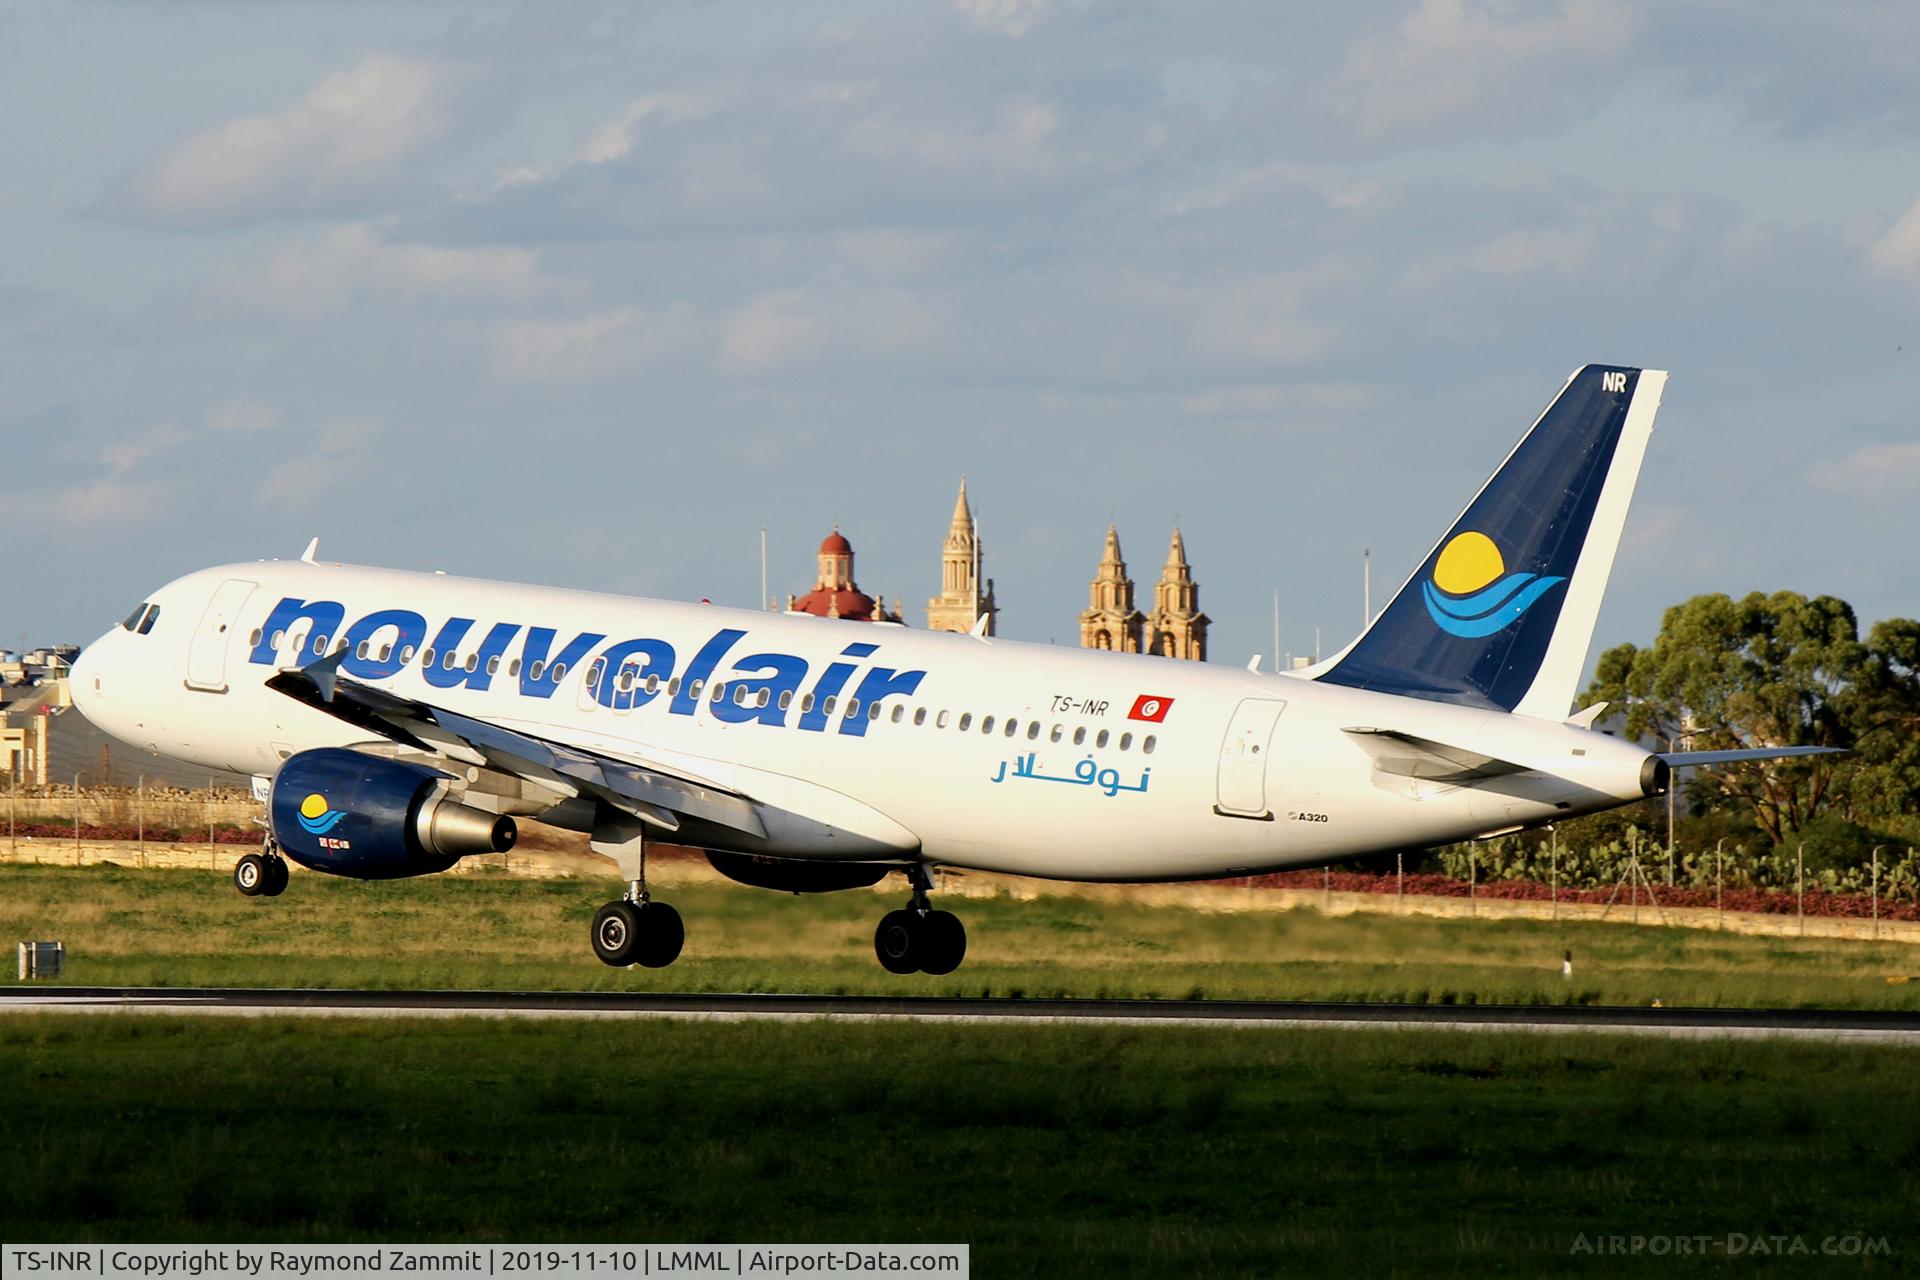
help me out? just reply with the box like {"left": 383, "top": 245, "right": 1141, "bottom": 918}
{"left": 270, "top": 747, "right": 516, "bottom": 880}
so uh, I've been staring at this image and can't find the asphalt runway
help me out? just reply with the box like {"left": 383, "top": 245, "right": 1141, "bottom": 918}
{"left": 6, "top": 986, "right": 1920, "bottom": 1042}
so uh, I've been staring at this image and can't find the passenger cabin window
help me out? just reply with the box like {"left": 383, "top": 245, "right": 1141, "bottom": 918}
{"left": 846, "top": 698, "right": 861, "bottom": 718}
{"left": 982, "top": 715, "right": 995, "bottom": 734}
{"left": 957, "top": 713, "right": 972, "bottom": 731}
{"left": 890, "top": 705, "right": 904, "bottom": 723}
{"left": 507, "top": 658, "right": 520, "bottom": 677}
{"left": 465, "top": 654, "right": 479, "bottom": 673}
{"left": 913, "top": 708, "right": 927, "bottom": 726}
{"left": 1119, "top": 732, "right": 1133, "bottom": 751}
{"left": 1049, "top": 725, "right": 1063, "bottom": 743}
{"left": 780, "top": 690, "right": 794, "bottom": 711}
{"left": 528, "top": 659, "right": 546, "bottom": 681}
{"left": 1096, "top": 730, "right": 1110, "bottom": 748}
{"left": 1026, "top": 722, "right": 1041, "bottom": 740}
{"left": 867, "top": 702, "right": 881, "bottom": 720}
{"left": 936, "top": 710, "right": 949, "bottom": 728}
{"left": 1072, "top": 727, "right": 1087, "bottom": 746}
{"left": 551, "top": 662, "right": 568, "bottom": 683}
{"left": 422, "top": 647, "right": 437, "bottom": 668}
{"left": 313, "top": 634, "right": 330, "bottom": 656}
{"left": 1143, "top": 735, "right": 1156, "bottom": 754}
{"left": 1003, "top": 719, "right": 1017, "bottom": 737}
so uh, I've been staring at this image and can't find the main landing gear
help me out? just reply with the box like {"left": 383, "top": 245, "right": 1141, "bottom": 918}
{"left": 591, "top": 843, "right": 684, "bottom": 969}
{"left": 874, "top": 865, "right": 966, "bottom": 976}
{"left": 234, "top": 838, "right": 290, "bottom": 898}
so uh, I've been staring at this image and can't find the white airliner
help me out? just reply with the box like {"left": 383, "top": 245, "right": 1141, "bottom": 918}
{"left": 70, "top": 365, "right": 1831, "bottom": 974}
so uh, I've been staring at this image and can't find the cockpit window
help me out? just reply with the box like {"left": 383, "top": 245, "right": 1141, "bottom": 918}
{"left": 137, "top": 606, "right": 159, "bottom": 635}
{"left": 121, "top": 603, "right": 160, "bottom": 634}
{"left": 121, "top": 604, "right": 148, "bottom": 631}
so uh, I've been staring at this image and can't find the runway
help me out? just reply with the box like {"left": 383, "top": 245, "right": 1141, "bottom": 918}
{"left": 6, "top": 986, "right": 1920, "bottom": 1041}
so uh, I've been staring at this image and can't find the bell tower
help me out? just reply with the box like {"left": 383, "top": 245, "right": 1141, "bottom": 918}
{"left": 926, "top": 480, "right": 996, "bottom": 634}
{"left": 1145, "top": 526, "right": 1209, "bottom": 661}
{"left": 1078, "top": 525, "right": 1144, "bottom": 652}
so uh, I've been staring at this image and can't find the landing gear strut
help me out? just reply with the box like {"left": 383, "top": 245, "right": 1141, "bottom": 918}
{"left": 590, "top": 833, "right": 683, "bottom": 968}
{"left": 874, "top": 865, "right": 966, "bottom": 975}
{"left": 234, "top": 838, "right": 289, "bottom": 898}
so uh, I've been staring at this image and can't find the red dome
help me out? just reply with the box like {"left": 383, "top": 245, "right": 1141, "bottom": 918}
{"left": 790, "top": 587, "right": 879, "bottom": 620}
{"left": 819, "top": 530, "right": 853, "bottom": 555}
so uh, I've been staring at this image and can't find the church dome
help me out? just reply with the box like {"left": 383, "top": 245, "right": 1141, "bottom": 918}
{"left": 819, "top": 530, "right": 853, "bottom": 555}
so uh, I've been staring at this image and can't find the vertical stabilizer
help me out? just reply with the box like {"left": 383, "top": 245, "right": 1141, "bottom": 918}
{"left": 1315, "top": 365, "right": 1666, "bottom": 717}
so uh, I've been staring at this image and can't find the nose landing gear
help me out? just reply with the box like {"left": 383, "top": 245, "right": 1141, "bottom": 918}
{"left": 874, "top": 865, "right": 966, "bottom": 975}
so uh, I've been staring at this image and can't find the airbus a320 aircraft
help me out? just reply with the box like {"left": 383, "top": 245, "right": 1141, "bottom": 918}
{"left": 71, "top": 365, "right": 1831, "bottom": 974}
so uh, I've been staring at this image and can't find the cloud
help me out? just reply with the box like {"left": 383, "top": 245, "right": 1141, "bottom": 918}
{"left": 1340, "top": 0, "right": 1641, "bottom": 144}
{"left": 1869, "top": 197, "right": 1920, "bottom": 277}
{"left": 226, "top": 223, "right": 553, "bottom": 316}
{"left": 256, "top": 424, "right": 374, "bottom": 511}
{"left": 1809, "top": 442, "right": 1920, "bottom": 498}
{"left": 952, "top": 0, "right": 1051, "bottom": 38}
{"left": 112, "top": 55, "right": 467, "bottom": 228}
{"left": 493, "top": 306, "right": 696, "bottom": 379}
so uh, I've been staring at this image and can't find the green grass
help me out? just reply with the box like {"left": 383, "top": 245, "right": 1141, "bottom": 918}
{"left": 11, "top": 859, "right": 1920, "bottom": 1013}
{"left": 2, "top": 1016, "right": 1916, "bottom": 1275}
{"left": 4, "top": 863, "right": 1920, "bottom": 1009}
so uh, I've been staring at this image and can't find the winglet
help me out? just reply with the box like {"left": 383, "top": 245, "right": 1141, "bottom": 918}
{"left": 300, "top": 537, "right": 320, "bottom": 563}
{"left": 970, "top": 612, "right": 991, "bottom": 638}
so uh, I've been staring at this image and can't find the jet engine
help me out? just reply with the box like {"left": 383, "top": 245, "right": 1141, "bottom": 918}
{"left": 707, "top": 850, "right": 891, "bottom": 894}
{"left": 270, "top": 747, "right": 516, "bottom": 879}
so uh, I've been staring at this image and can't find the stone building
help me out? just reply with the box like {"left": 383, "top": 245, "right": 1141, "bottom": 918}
{"left": 925, "top": 480, "right": 997, "bottom": 635}
{"left": 787, "top": 530, "right": 902, "bottom": 623}
{"left": 1078, "top": 525, "right": 1208, "bottom": 661}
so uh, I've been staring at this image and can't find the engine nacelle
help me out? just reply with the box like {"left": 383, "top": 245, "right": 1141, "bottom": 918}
{"left": 707, "top": 850, "right": 891, "bottom": 894}
{"left": 270, "top": 748, "right": 517, "bottom": 880}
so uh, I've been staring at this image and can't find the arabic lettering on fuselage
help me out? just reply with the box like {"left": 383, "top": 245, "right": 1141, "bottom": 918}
{"left": 990, "top": 752, "right": 1150, "bottom": 796}
{"left": 247, "top": 596, "right": 926, "bottom": 738}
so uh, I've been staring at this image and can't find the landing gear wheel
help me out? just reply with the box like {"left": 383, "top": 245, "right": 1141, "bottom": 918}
{"left": 632, "top": 902, "right": 685, "bottom": 969}
{"left": 592, "top": 900, "right": 686, "bottom": 968}
{"left": 917, "top": 910, "right": 967, "bottom": 976}
{"left": 233, "top": 854, "right": 268, "bottom": 897}
{"left": 874, "top": 909, "right": 922, "bottom": 974}
{"left": 260, "top": 856, "right": 290, "bottom": 897}
{"left": 592, "top": 901, "right": 642, "bottom": 966}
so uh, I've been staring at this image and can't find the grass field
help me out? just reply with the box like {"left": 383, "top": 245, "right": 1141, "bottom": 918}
{"left": 2, "top": 1015, "right": 1915, "bottom": 1275}
{"left": 5, "top": 863, "right": 1920, "bottom": 1008}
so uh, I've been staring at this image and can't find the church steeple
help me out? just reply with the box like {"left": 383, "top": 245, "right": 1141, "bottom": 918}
{"left": 1079, "top": 524, "right": 1144, "bottom": 652}
{"left": 926, "top": 478, "right": 997, "bottom": 634}
{"left": 1146, "top": 525, "right": 1209, "bottom": 660}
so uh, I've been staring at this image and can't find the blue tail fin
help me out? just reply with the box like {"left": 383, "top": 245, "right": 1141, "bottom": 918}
{"left": 1315, "top": 364, "right": 1666, "bottom": 718}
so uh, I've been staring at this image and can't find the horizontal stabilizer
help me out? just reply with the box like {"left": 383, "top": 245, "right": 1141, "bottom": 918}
{"left": 1343, "top": 727, "right": 1530, "bottom": 783}
{"left": 1661, "top": 746, "right": 1844, "bottom": 768}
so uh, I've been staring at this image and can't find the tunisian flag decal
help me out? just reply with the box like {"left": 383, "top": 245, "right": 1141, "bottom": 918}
{"left": 1128, "top": 694, "right": 1174, "bottom": 723}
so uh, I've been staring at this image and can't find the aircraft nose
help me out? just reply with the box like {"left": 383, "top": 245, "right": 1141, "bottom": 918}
{"left": 67, "top": 634, "right": 110, "bottom": 723}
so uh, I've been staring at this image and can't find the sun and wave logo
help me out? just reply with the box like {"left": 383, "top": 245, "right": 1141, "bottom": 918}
{"left": 296, "top": 792, "right": 348, "bottom": 836}
{"left": 1422, "top": 531, "right": 1566, "bottom": 638}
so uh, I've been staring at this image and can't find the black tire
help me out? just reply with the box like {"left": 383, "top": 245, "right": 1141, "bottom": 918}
{"left": 874, "top": 909, "right": 921, "bottom": 974}
{"left": 633, "top": 902, "right": 685, "bottom": 968}
{"left": 591, "top": 901, "right": 643, "bottom": 966}
{"left": 233, "top": 854, "right": 268, "bottom": 897}
{"left": 918, "top": 910, "right": 967, "bottom": 975}
{"left": 261, "top": 857, "right": 290, "bottom": 897}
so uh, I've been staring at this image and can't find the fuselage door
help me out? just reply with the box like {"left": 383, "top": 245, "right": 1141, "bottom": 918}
{"left": 185, "top": 578, "right": 258, "bottom": 693}
{"left": 1215, "top": 698, "right": 1287, "bottom": 818}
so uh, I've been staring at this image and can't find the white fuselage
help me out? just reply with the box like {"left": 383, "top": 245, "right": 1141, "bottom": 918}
{"left": 71, "top": 559, "right": 1655, "bottom": 881}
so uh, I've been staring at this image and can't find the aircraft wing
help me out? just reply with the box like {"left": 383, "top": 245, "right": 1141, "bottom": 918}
{"left": 1341, "top": 727, "right": 1530, "bottom": 783}
{"left": 265, "top": 651, "right": 766, "bottom": 839}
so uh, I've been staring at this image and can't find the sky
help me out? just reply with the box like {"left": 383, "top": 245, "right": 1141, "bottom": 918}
{"left": 4, "top": 0, "right": 1917, "bottom": 674}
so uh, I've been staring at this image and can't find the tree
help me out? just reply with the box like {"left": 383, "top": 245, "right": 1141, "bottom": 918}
{"left": 1584, "top": 592, "right": 1869, "bottom": 845}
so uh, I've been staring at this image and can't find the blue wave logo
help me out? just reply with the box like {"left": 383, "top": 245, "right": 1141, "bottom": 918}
{"left": 1422, "top": 532, "right": 1566, "bottom": 638}
{"left": 296, "top": 792, "right": 348, "bottom": 836}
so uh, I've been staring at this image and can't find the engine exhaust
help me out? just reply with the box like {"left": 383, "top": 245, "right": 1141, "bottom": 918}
{"left": 415, "top": 794, "right": 519, "bottom": 858}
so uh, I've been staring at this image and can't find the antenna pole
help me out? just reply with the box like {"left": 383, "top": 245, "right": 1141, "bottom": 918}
{"left": 1363, "top": 548, "right": 1372, "bottom": 629}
